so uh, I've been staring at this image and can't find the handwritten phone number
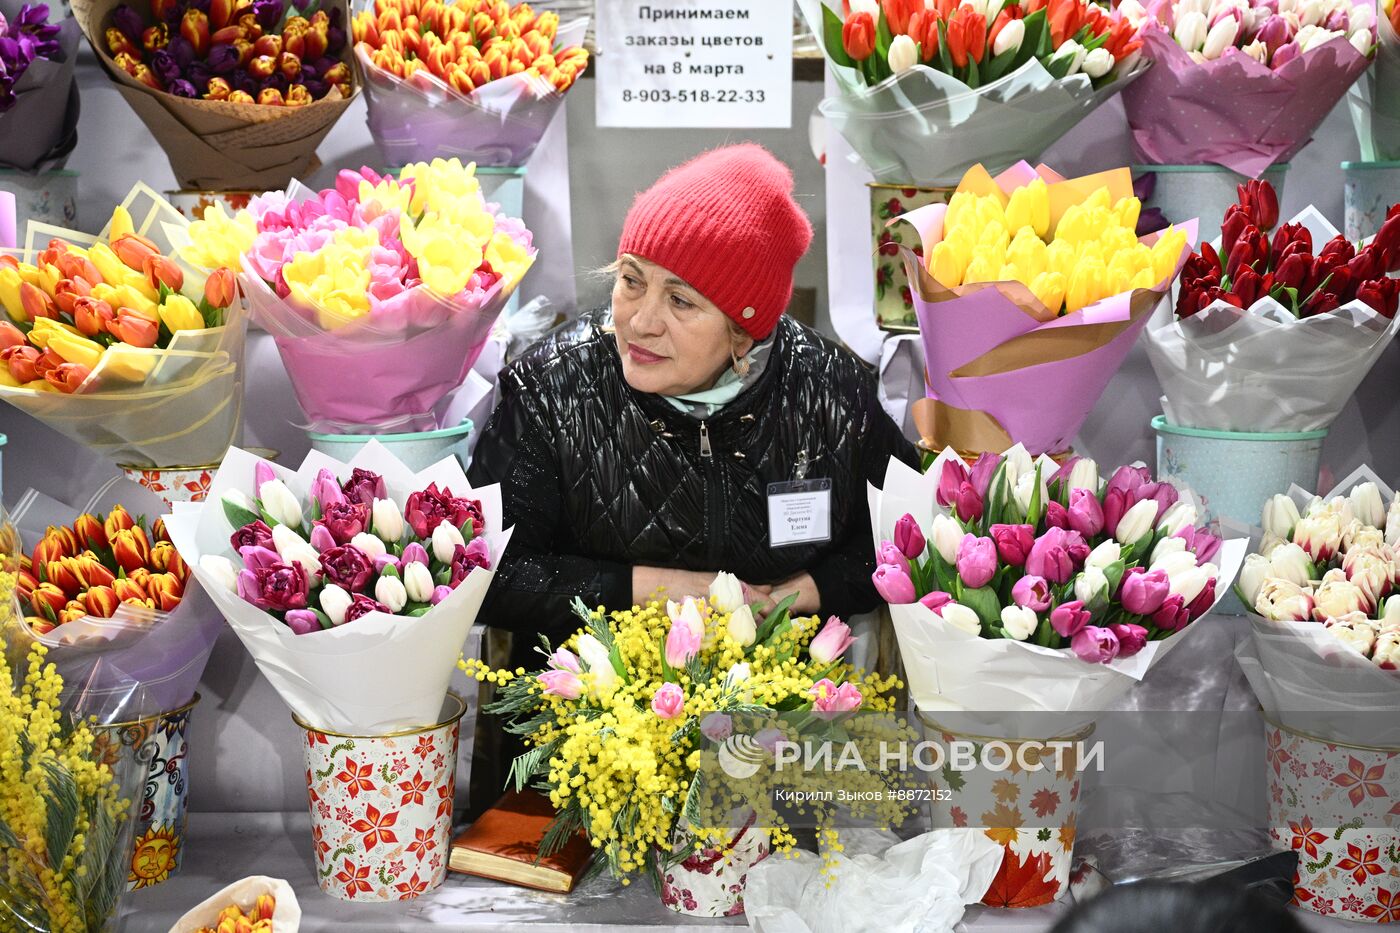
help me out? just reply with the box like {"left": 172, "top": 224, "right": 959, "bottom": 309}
{"left": 620, "top": 89, "right": 767, "bottom": 104}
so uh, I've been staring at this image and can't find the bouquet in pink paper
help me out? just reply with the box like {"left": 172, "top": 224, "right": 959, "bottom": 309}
{"left": 1120, "top": 0, "right": 1376, "bottom": 176}
{"left": 896, "top": 162, "right": 1194, "bottom": 458}
{"left": 177, "top": 156, "right": 536, "bottom": 432}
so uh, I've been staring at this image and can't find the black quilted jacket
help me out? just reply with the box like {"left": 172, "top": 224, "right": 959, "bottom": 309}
{"left": 467, "top": 310, "right": 919, "bottom": 655}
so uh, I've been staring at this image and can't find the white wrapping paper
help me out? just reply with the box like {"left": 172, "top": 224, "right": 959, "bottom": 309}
{"left": 1144, "top": 206, "right": 1400, "bottom": 433}
{"left": 870, "top": 452, "right": 1247, "bottom": 732}
{"left": 744, "top": 829, "right": 1003, "bottom": 933}
{"left": 163, "top": 442, "right": 512, "bottom": 734}
{"left": 168, "top": 876, "right": 301, "bottom": 932}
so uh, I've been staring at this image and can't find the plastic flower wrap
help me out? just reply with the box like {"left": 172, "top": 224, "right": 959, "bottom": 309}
{"left": 0, "top": 183, "right": 249, "bottom": 470}
{"left": 1234, "top": 470, "right": 1400, "bottom": 746}
{"left": 0, "top": 1, "right": 81, "bottom": 172}
{"left": 353, "top": 0, "right": 589, "bottom": 167}
{"left": 178, "top": 157, "right": 534, "bottom": 432}
{"left": 897, "top": 162, "right": 1194, "bottom": 457}
{"left": 1348, "top": 0, "right": 1400, "bottom": 160}
{"left": 5, "top": 484, "right": 222, "bottom": 719}
{"left": 71, "top": 0, "right": 358, "bottom": 190}
{"left": 163, "top": 443, "right": 512, "bottom": 733}
{"left": 1120, "top": 0, "right": 1375, "bottom": 176}
{"left": 469, "top": 572, "right": 908, "bottom": 882}
{"left": 869, "top": 447, "right": 1246, "bottom": 730}
{"left": 170, "top": 878, "right": 300, "bottom": 933}
{"left": 0, "top": 639, "right": 138, "bottom": 933}
{"left": 1144, "top": 180, "right": 1400, "bottom": 432}
{"left": 796, "top": 0, "right": 1147, "bottom": 185}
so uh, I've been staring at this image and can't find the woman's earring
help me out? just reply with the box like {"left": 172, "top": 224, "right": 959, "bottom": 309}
{"left": 731, "top": 348, "right": 751, "bottom": 377}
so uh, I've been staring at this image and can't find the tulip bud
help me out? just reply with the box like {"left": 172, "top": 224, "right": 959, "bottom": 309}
{"left": 1114, "top": 499, "right": 1159, "bottom": 545}
{"left": 1267, "top": 542, "right": 1315, "bottom": 585}
{"left": 403, "top": 561, "right": 434, "bottom": 603}
{"left": 147, "top": 572, "right": 185, "bottom": 611}
{"left": 259, "top": 479, "right": 304, "bottom": 529}
{"left": 1175, "top": 10, "right": 1209, "bottom": 49}
{"left": 1000, "top": 604, "right": 1038, "bottom": 641}
{"left": 182, "top": 9, "right": 210, "bottom": 56}
{"left": 726, "top": 604, "right": 757, "bottom": 646}
{"left": 887, "top": 33, "right": 918, "bottom": 73}
{"left": 1262, "top": 494, "right": 1301, "bottom": 539}
{"left": 993, "top": 17, "right": 1025, "bottom": 56}
{"left": 1085, "top": 539, "right": 1122, "bottom": 570}
{"left": 375, "top": 573, "right": 408, "bottom": 613}
{"left": 350, "top": 532, "right": 387, "bottom": 561}
{"left": 431, "top": 521, "right": 465, "bottom": 564}
{"left": 1081, "top": 46, "right": 1115, "bottom": 77}
{"left": 320, "top": 584, "right": 352, "bottom": 626}
{"left": 1351, "top": 482, "right": 1386, "bottom": 529}
{"left": 111, "top": 527, "right": 151, "bottom": 574}
{"left": 1202, "top": 15, "right": 1240, "bottom": 58}
{"left": 204, "top": 268, "right": 236, "bottom": 308}
{"left": 82, "top": 585, "right": 120, "bottom": 619}
{"left": 937, "top": 601, "right": 984, "bottom": 635}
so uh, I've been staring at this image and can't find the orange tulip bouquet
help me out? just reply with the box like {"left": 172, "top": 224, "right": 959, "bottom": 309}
{"left": 353, "top": 0, "right": 589, "bottom": 168}
{"left": 796, "top": 0, "right": 1148, "bottom": 185}
{"left": 0, "top": 183, "right": 249, "bottom": 471}
{"left": 6, "top": 486, "right": 222, "bottom": 720}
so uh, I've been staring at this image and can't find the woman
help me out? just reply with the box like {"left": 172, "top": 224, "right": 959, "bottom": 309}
{"left": 469, "top": 143, "right": 918, "bottom": 660}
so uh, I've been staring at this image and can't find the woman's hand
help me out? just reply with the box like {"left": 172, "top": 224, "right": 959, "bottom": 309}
{"left": 761, "top": 573, "right": 821, "bottom": 617}
{"left": 632, "top": 566, "right": 720, "bottom": 606}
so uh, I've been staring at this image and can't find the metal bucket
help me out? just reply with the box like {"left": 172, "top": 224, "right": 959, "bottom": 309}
{"left": 1342, "top": 161, "right": 1400, "bottom": 242}
{"left": 1134, "top": 163, "right": 1289, "bottom": 246}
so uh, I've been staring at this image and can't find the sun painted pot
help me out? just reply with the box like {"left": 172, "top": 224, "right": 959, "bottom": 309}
{"left": 297, "top": 695, "right": 466, "bottom": 902}
{"left": 91, "top": 693, "right": 200, "bottom": 891}
{"left": 870, "top": 182, "right": 955, "bottom": 331}
{"left": 656, "top": 812, "right": 770, "bottom": 918}
{"left": 1267, "top": 718, "right": 1400, "bottom": 922}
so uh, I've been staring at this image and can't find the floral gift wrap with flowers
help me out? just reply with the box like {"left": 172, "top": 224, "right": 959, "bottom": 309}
{"left": 163, "top": 442, "right": 511, "bottom": 733}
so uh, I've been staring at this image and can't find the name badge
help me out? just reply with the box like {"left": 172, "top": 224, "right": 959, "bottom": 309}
{"left": 767, "top": 479, "right": 832, "bottom": 548}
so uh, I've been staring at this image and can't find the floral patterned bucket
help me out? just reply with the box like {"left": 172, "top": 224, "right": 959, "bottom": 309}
{"left": 120, "top": 464, "right": 219, "bottom": 510}
{"left": 1342, "top": 161, "right": 1400, "bottom": 242}
{"left": 296, "top": 694, "right": 466, "bottom": 902}
{"left": 923, "top": 719, "right": 1090, "bottom": 908}
{"left": 1267, "top": 718, "right": 1400, "bottom": 922}
{"left": 0, "top": 169, "right": 78, "bottom": 233}
{"left": 870, "top": 182, "right": 954, "bottom": 331}
{"left": 656, "top": 812, "right": 770, "bottom": 918}
{"left": 163, "top": 189, "right": 262, "bottom": 220}
{"left": 92, "top": 693, "right": 199, "bottom": 891}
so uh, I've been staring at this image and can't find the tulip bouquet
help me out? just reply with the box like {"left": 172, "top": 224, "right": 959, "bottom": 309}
{"left": 796, "top": 0, "right": 1147, "bottom": 186}
{"left": 0, "top": 1, "right": 81, "bottom": 173}
{"left": 897, "top": 162, "right": 1193, "bottom": 457}
{"left": 1119, "top": 0, "right": 1375, "bottom": 176}
{"left": 1233, "top": 472, "right": 1400, "bottom": 747}
{"left": 0, "top": 184, "right": 249, "bottom": 469}
{"left": 5, "top": 485, "right": 223, "bottom": 719}
{"left": 71, "top": 0, "right": 358, "bottom": 190}
{"left": 353, "top": 0, "right": 589, "bottom": 167}
{"left": 178, "top": 158, "right": 534, "bottom": 432}
{"left": 471, "top": 572, "right": 908, "bottom": 886}
{"left": 164, "top": 443, "right": 511, "bottom": 732}
{"left": 869, "top": 446, "right": 1247, "bottom": 718}
{"left": 1348, "top": 0, "right": 1400, "bottom": 160}
{"left": 1145, "top": 180, "right": 1400, "bottom": 432}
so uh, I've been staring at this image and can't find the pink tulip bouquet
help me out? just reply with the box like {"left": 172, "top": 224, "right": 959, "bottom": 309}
{"left": 1234, "top": 470, "right": 1400, "bottom": 747}
{"left": 178, "top": 156, "right": 536, "bottom": 432}
{"left": 1120, "top": 0, "right": 1376, "bottom": 175}
{"left": 163, "top": 442, "right": 510, "bottom": 733}
{"left": 869, "top": 446, "right": 1247, "bottom": 715}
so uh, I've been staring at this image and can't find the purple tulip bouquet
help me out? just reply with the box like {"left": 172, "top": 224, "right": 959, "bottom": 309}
{"left": 869, "top": 446, "right": 1247, "bottom": 715}
{"left": 164, "top": 441, "right": 511, "bottom": 733}
{"left": 0, "top": 1, "right": 80, "bottom": 171}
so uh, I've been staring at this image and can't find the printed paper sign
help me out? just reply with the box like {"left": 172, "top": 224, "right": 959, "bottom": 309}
{"left": 595, "top": 0, "right": 793, "bottom": 128}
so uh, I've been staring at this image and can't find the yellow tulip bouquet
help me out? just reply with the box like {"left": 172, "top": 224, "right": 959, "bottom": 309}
{"left": 0, "top": 183, "right": 249, "bottom": 469}
{"left": 897, "top": 162, "right": 1193, "bottom": 458}
{"left": 467, "top": 573, "right": 912, "bottom": 899}
{"left": 180, "top": 156, "right": 536, "bottom": 432}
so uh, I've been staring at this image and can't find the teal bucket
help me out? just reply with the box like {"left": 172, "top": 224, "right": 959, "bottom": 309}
{"left": 1341, "top": 160, "right": 1400, "bottom": 242}
{"left": 1134, "top": 163, "right": 1289, "bottom": 246}
{"left": 1152, "top": 416, "right": 1326, "bottom": 530}
{"left": 307, "top": 421, "right": 475, "bottom": 473}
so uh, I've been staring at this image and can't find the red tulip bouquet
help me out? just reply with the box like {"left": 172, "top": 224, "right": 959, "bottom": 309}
{"left": 868, "top": 445, "right": 1247, "bottom": 719}
{"left": 1120, "top": 0, "right": 1376, "bottom": 175}
{"left": 1144, "top": 180, "right": 1400, "bottom": 432}
{"left": 5, "top": 484, "right": 222, "bottom": 719}
{"left": 796, "top": 0, "right": 1147, "bottom": 185}
{"left": 163, "top": 442, "right": 510, "bottom": 732}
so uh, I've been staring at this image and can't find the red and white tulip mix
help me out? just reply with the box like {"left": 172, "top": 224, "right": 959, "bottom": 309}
{"left": 1241, "top": 483, "right": 1400, "bottom": 670}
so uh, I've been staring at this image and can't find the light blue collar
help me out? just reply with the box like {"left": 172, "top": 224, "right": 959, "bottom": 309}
{"left": 662, "top": 334, "right": 773, "bottom": 419}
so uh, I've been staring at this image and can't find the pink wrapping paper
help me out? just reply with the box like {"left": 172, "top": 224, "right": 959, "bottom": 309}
{"left": 240, "top": 272, "right": 511, "bottom": 432}
{"left": 1121, "top": 25, "right": 1371, "bottom": 176}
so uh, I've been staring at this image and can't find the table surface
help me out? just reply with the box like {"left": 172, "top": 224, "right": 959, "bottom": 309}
{"left": 117, "top": 813, "right": 1358, "bottom": 933}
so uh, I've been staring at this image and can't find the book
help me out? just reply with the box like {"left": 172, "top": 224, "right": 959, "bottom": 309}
{"left": 448, "top": 789, "right": 593, "bottom": 893}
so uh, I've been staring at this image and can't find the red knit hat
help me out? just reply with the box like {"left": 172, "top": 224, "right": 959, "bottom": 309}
{"left": 617, "top": 143, "right": 813, "bottom": 340}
